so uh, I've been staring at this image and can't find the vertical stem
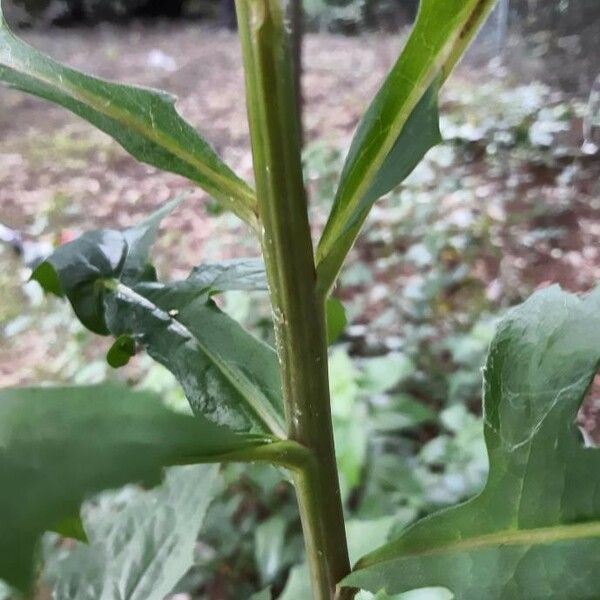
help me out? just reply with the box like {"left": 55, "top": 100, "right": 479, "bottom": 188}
{"left": 234, "top": 0, "right": 350, "bottom": 597}
{"left": 293, "top": 452, "right": 337, "bottom": 599}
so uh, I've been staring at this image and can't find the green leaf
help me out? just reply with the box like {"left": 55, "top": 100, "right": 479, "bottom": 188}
{"left": 32, "top": 209, "right": 285, "bottom": 436}
{"left": 121, "top": 196, "right": 185, "bottom": 284}
{"left": 325, "top": 297, "right": 347, "bottom": 344}
{"left": 359, "top": 83, "right": 441, "bottom": 206}
{"left": 0, "top": 10, "right": 256, "bottom": 226}
{"left": 52, "top": 465, "right": 219, "bottom": 600}
{"left": 187, "top": 257, "right": 268, "bottom": 294}
{"left": 0, "top": 384, "right": 269, "bottom": 591}
{"left": 106, "top": 334, "right": 136, "bottom": 368}
{"left": 316, "top": 0, "right": 497, "bottom": 293}
{"left": 34, "top": 229, "right": 128, "bottom": 334}
{"left": 344, "top": 285, "right": 600, "bottom": 599}
{"left": 30, "top": 259, "right": 63, "bottom": 296}
{"left": 106, "top": 281, "right": 286, "bottom": 435}
{"left": 31, "top": 196, "right": 181, "bottom": 333}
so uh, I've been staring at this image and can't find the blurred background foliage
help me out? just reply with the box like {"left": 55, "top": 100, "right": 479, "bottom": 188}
{"left": 1, "top": 0, "right": 600, "bottom": 598}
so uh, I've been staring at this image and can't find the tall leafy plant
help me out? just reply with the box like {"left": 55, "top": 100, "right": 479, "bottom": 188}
{"left": 2, "top": 1, "right": 600, "bottom": 598}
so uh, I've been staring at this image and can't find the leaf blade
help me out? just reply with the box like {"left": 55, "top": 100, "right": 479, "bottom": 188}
{"left": 32, "top": 207, "right": 285, "bottom": 436}
{"left": 107, "top": 280, "right": 286, "bottom": 436}
{"left": 325, "top": 297, "right": 347, "bottom": 345}
{"left": 0, "top": 384, "right": 268, "bottom": 591}
{"left": 186, "top": 257, "right": 268, "bottom": 294}
{"left": 316, "top": 0, "right": 497, "bottom": 293}
{"left": 106, "top": 334, "right": 136, "bottom": 368}
{"left": 0, "top": 12, "right": 257, "bottom": 226}
{"left": 344, "top": 285, "right": 600, "bottom": 599}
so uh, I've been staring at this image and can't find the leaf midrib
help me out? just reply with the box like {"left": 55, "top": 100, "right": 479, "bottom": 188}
{"left": 112, "top": 281, "right": 286, "bottom": 438}
{"left": 358, "top": 520, "right": 600, "bottom": 569}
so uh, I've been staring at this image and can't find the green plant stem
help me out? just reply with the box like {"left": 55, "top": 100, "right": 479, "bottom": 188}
{"left": 293, "top": 451, "right": 337, "bottom": 599}
{"left": 234, "top": 0, "right": 351, "bottom": 597}
{"left": 184, "top": 439, "right": 339, "bottom": 598}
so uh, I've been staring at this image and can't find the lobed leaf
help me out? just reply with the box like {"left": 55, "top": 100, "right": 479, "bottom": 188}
{"left": 316, "top": 0, "right": 497, "bottom": 294}
{"left": 0, "top": 7, "right": 257, "bottom": 226}
{"left": 344, "top": 285, "right": 600, "bottom": 599}
{"left": 0, "top": 384, "right": 269, "bottom": 591}
{"left": 32, "top": 204, "right": 285, "bottom": 436}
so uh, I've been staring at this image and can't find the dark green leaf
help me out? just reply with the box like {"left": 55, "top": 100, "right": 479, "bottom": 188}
{"left": 30, "top": 259, "right": 63, "bottom": 297}
{"left": 32, "top": 229, "right": 130, "bottom": 334}
{"left": 106, "top": 334, "right": 136, "bottom": 368}
{"left": 0, "top": 384, "right": 269, "bottom": 591}
{"left": 52, "top": 465, "right": 219, "bottom": 600}
{"left": 0, "top": 11, "right": 256, "bottom": 226}
{"left": 32, "top": 197, "right": 179, "bottom": 333}
{"left": 32, "top": 208, "right": 285, "bottom": 436}
{"left": 105, "top": 281, "right": 285, "bottom": 435}
{"left": 360, "top": 83, "right": 441, "bottom": 207}
{"left": 316, "top": 0, "right": 497, "bottom": 293}
{"left": 345, "top": 285, "right": 600, "bottom": 599}
{"left": 325, "top": 297, "right": 347, "bottom": 344}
